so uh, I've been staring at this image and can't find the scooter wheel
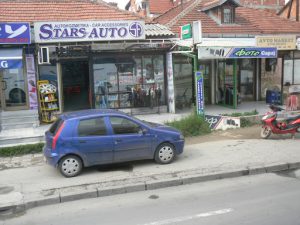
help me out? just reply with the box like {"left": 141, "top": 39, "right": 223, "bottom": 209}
{"left": 261, "top": 126, "right": 272, "bottom": 139}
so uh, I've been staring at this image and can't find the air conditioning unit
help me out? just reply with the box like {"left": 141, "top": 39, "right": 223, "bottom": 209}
{"left": 38, "top": 47, "right": 50, "bottom": 64}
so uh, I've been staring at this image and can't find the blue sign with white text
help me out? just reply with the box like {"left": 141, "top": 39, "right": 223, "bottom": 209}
{"left": 228, "top": 47, "right": 277, "bottom": 58}
{"left": 0, "top": 59, "right": 23, "bottom": 69}
{"left": 0, "top": 23, "right": 31, "bottom": 44}
{"left": 195, "top": 71, "right": 204, "bottom": 116}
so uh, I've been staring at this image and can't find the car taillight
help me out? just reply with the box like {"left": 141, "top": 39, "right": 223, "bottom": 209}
{"left": 52, "top": 122, "right": 65, "bottom": 150}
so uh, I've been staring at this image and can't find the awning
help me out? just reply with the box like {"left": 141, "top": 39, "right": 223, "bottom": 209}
{"left": 0, "top": 48, "right": 23, "bottom": 69}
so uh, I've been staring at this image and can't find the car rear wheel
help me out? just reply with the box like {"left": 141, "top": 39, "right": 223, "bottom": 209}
{"left": 155, "top": 143, "right": 175, "bottom": 164}
{"left": 58, "top": 155, "right": 83, "bottom": 177}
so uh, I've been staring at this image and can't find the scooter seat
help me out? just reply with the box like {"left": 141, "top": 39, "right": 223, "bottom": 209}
{"left": 286, "top": 114, "right": 300, "bottom": 123}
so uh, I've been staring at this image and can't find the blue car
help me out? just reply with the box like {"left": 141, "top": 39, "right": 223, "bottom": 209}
{"left": 43, "top": 109, "right": 185, "bottom": 177}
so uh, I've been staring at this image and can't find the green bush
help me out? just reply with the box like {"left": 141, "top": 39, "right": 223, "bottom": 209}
{"left": 240, "top": 117, "right": 255, "bottom": 127}
{"left": 222, "top": 109, "right": 258, "bottom": 117}
{"left": 0, "top": 143, "right": 44, "bottom": 157}
{"left": 166, "top": 113, "right": 211, "bottom": 137}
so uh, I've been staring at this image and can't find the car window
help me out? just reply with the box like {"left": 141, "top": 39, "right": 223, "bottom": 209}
{"left": 109, "top": 117, "right": 140, "bottom": 135}
{"left": 78, "top": 117, "right": 107, "bottom": 136}
{"left": 49, "top": 118, "right": 64, "bottom": 135}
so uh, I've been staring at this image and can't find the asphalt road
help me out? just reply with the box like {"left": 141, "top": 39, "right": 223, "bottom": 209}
{"left": 2, "top": 170, "right": 300, "bottom": 225}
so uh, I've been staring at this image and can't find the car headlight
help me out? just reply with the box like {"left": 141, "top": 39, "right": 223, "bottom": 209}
{"left": 179, "top": 134, "right": 184, "bottom": 140}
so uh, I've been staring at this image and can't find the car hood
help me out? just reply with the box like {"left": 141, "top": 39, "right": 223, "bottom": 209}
{"left": 153, "top": 125, "right": 181, "bottom": 134}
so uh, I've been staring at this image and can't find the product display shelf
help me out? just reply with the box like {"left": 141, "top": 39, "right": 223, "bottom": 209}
{"left": 38, "top": 80, "right": 59, "bottom": 123}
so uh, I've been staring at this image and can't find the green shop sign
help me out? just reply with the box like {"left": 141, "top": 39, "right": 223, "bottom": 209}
{"left": 181, "top": 24, "right": 192, "bottom": 40}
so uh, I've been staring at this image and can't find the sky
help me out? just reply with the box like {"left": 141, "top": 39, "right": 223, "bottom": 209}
{"left": 102, "top": 0, "right": 129, "bottom": 9}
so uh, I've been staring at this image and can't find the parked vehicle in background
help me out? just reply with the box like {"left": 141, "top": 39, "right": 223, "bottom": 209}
{"left": 43, "top": 109, "right": 185, "bottom": 177}
{"left": 261, "top": 105, "right": 300, "bottom": 139}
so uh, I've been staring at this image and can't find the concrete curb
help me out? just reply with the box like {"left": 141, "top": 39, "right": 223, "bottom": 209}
{"left": 1, "top": 161, "right": 300, "bottom": 217}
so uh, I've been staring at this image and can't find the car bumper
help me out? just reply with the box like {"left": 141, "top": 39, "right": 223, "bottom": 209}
{"left": 173, "top": 140, "right": 185, "bottom": 155}
{"left": 43, "top": 146, "right": 60, "bottom": 167}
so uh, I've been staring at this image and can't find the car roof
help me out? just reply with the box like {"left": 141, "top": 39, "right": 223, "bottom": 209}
{"left": 60, "top": 109, "right": 128, "bottom": 120}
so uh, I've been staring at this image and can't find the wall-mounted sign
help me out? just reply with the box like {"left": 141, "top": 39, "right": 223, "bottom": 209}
{"left": 198, "top": 47, "right": 277, "bottom": 59}
{"left": 192, "top": 20, "right": 202, "bottom": 44}
{"left": 195, "top": 71, "right": 204, "bottom": 116}
{"left": 297, "top": 38, "right": 300, "bottom": 50}
{"left": 34, "top": 21, "right": 145, "bottom": 43}
{"left": 256, "top": 35, "right": 296, "bottom": 50}
{"left": 228, "top": 47, "right": 277, "bottom": 58}
{"left": 0, "top": 23, "right": 31, "bottom": 44}
{"left": 180, "top": 24, "right": 192, "bottom": 40}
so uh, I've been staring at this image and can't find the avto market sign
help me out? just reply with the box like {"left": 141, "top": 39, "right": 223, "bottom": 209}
{"left": 256, "top": 35, "right": 296, "bottom": 50}
{"left": 0, "top": 23, "right": 31, "bottom": 44}
{"left": 34, "top": 21, "right": 145, "bottom": 43}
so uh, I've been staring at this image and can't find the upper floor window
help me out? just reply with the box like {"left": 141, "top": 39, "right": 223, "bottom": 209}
{"left": 222, "top": 7, "right": 235, "bottom": 24}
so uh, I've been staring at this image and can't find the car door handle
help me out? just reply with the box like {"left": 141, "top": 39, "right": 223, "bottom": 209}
{"left": 79, "top": 140, "right": 86, "bottom": 143}
{"left": 115, "top": 139, "right": 122, "bottom": 144}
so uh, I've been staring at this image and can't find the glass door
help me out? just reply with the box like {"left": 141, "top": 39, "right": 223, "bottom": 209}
{"left": 217, "top": 59, "right": 237, "bottom": 108}
{"left": 0, "top": 68, "right": 27, "bottom": 110}
{"left": 199, "top": 61, "right": 211, "bottom": 104}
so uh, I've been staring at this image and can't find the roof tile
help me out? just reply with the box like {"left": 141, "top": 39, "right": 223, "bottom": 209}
{"left": 154, "top": 0, "right": 300, "bottom": 36}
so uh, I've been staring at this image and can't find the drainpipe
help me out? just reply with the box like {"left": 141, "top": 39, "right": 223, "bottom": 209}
{"left": 297, "top": 0, "right": 299, "bottom": 22}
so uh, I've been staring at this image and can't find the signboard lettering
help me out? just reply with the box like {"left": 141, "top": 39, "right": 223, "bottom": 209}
{"left": 0, "top": 60, "right": 8, "bottom": 68}
{"left": 34, "top": 21, "right": 145, "bottom": 43}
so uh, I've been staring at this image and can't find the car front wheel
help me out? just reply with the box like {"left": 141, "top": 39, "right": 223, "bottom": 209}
{"left": 155, "top": 143, "right": 175, "bottom": 164}
{"left": 58, "top": 155, "right": 83, "bottom": 177}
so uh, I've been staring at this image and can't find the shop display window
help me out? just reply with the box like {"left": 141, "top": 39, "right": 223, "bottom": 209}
{"left": 173, "top": 55, "right": 193, "bottom": 109}
{"left": 93, "top": 55, "right": 165, "bottom": 109}
{"left": 0, "top": 68, "right": 27, "bottom": 107}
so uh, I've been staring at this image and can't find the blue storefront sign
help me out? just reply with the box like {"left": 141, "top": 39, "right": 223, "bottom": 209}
{"left": 195, "top": 71, "right": 204, "bottom": 116}
{"left": 0, "top": 49, "right": 23, "bottom": 69}
{"left": 0, "top": 23, "right": 31, "bottom": 44}
{"left": 0, "top": 59, "right": 22, "bottom": 69}
{"left": 228, "top": 47, "right": 277, "bottom": 58}
{"left": 198, "top": 47, "right": 278, "bottom": 59}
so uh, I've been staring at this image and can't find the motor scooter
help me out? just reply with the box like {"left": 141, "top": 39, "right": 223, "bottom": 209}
{"left": 261, "top": 105, "right": 300, "bottom": 139}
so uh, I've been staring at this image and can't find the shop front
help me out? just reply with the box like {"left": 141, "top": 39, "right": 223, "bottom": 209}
{"left": 92, "top": 54, "right": 166, "bottom": 111}
{"left": 34, "top": 20, "right": 172, "bottom": 116}
{"left": 0, "top": 22, "right": 36, "bottom": 112}
{"left": 197, "top": 38, "right": 279, "bottom": 109}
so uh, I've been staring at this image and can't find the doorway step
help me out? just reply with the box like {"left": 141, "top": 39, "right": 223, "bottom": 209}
{"left": 0, "top": 110, "right": 40, "bottom": 130}
{"left": 0, "top": 110, "right": 43, "bottom": 147}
